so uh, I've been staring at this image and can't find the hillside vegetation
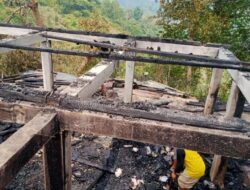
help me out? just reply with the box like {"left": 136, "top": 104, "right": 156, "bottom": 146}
{"left": 0, "top": 0, "right": 249, "bottom": 101}
{"left": 0, "top": 0, "right": 160, "bottom": 75}
{"left": 117, "top": 0, "right": 160, "bottom": 15}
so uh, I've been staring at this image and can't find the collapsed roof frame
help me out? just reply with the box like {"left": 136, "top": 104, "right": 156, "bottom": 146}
{"left": 0, "top": 24, "right": 249, "bottom": 190}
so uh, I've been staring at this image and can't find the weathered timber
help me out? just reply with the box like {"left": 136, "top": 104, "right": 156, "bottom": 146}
{"left": 60, "top": 60, "right": 116, "bottom": 99}
{"left": 204, "top": 69, "right": 223, "bottom": 115}
{"left": 220, "top": 48, "right": 250, "bottom": 103}
{"left": 42, "top": 34, "right": 249, "bottom": 66}
{"left": 41, "top": 40, "right": 53, "bottom": 91}
{"left": 0, "top": 111, "right": 57, "bottom": 190}
{"left": 0, "top": 84, "right": 249, "bottom": 132}
{"left": 43, "top": 132, "right": 64, "bottom": 190}
{"left": 0, "top": 23, "right": 224, "bottom": 48}
{"left": 0, "top": 43, "right": 249, "bottom": 71}
{"left": 0, "top": 25, "right": 219, "bottom": 57}
{"left": 210, "top": 82, "right": 246, "bottom": 188}
{"left": 0, "top": 33, "right": 44, "bottom": 53}
{"left": 124, "top": 40, "right": 136, "bottom": 103}
{"left": 61, "top": 131, "right": 72, "bottom": 190}
{"left": 0, "top": 100, "right": 250, "bottom": 159}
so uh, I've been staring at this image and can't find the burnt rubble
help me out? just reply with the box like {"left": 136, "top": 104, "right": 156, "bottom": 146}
{"left": 2, "top": 134, "right": 249, "bottom": 190}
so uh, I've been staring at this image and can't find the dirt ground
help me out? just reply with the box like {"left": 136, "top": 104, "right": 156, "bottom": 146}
{"left": 3, "top": 134, "right": 250, "bottom": 190}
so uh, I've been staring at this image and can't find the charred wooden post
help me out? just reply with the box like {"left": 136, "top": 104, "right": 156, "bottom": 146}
{"left": 124, "top": 40, "right": 136, "bottom": 103}
{"left": 204, "top": 69, "right": 223, "bottom": 115}
{"left": 43, "top": 131, "right": 64, "bottom": 190}
{"left": 41, "top": 39, "right": 53, "bottom": 91}
{"left": 209, "top": 47, "right": 249, "bottom": 186}
{"left": 61, "top": 131, "right": 72, "bottom": 190}
{"left": 0, "top": 111, "right": 57, "bottom": 189}
{"left": 210, "top": 82, "right": 246, "bottom": 188}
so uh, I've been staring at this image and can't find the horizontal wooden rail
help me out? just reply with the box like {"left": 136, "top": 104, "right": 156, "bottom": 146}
{"left": 0, "top": 24, "right": 219, "bottom": 56}
{"left": 0, "top": 100, "right": 249, "bottom": 159}
{"left": 0, "top": 33, "right": 45, "bottom": 53}
{"left": 0, "top": 43, "right": 249, "bottom": 71}
{"left": 0, "top": 23, "right": 227, "bottom": 48}
{"left": 42, "top": 34, "right": 249, "bottom": 66}
{"left": 0, "top": 84, "right": 249, "bottom": 133}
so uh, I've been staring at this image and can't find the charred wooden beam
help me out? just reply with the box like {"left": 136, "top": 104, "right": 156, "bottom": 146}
{"left": 0, "top": 23, "right": 225, "bottom": 48}
{"left": 0, "top": 111, "right": 57, "bottom": 190}
{"left": 0, "top": 24, "right": 219, "bottom": 56}
{"left": 0, "top": 84, "right": 249, "bottom": 133}
{"left": 0, "top": 43, "right": 249, "bottom": 71}
{"left": 0, "top": 100, "right": 249, "bottom": 159}
{"left": 220, "top": 48, "right": 250, "bottom": 103}
{"left": 0, "top": 33, "right": 45, "bottom": 53}
{"left": 42, "top": 34, "right": 248, "bottom": 66}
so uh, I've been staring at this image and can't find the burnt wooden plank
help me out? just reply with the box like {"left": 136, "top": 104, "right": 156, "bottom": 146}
{"left": 60, "top": 110, "right": 250, "bottom": 159}
{"left": 0, "top": 111, "right": 57, "bottom": 190}
{"left": 0, "top": 84, "right": 249, "bottom": 132}
{"left": 0, "top": 101, "right": 250, "bottom": 159}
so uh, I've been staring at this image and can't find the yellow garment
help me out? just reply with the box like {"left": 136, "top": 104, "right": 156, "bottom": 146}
{"left": 184, "top": 149, "right": 206, "bottom": 179}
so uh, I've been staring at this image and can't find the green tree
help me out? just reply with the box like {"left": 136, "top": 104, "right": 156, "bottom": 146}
{"left": 156, "top": 0, "right": 250, "bottom": 100}
{"left": 133, "top": 7, "right": 143, "bottom": 20}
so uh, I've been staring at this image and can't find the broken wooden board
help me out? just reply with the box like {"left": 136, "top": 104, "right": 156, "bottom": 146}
{"left": 60, "top": 60, "right": 116, "bottom": 100}
{"left": 0, "top": 111, "right": 57, "bottom": 189}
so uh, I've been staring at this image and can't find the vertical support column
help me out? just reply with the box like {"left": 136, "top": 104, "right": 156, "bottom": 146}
{"left": 61, "top": 131, "right": 72, "bottom": 190}
{"left": 124, "top": 60, "right": 135, "bottom": 103}
{"left": 124, "top": 40, "right": 136, "bottom": 103}
{"left": 204, "top": 68, "right": 223, "bottom": 115}
{"left": 203, "top": 67, "right": 223, "bottom": 187}
{"left": 210, "top": 81, "right": 245, "bottom": 188}
{"left": 43, "top": 131, "right": 72, "bottom": 190}
{"left": 43, "top": 122, "right": 64, "bottom": 190}
{"left": 41, "top": 40, "right": 53, "bottom": 91}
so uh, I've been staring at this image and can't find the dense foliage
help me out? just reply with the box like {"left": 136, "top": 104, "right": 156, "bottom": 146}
{"left": 156, "top": 0, "right": 250, "bottom": 100}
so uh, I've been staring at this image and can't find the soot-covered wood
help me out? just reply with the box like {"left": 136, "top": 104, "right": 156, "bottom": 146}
{"left": 0, "top": 84, "right": 249, "bottom": 133}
